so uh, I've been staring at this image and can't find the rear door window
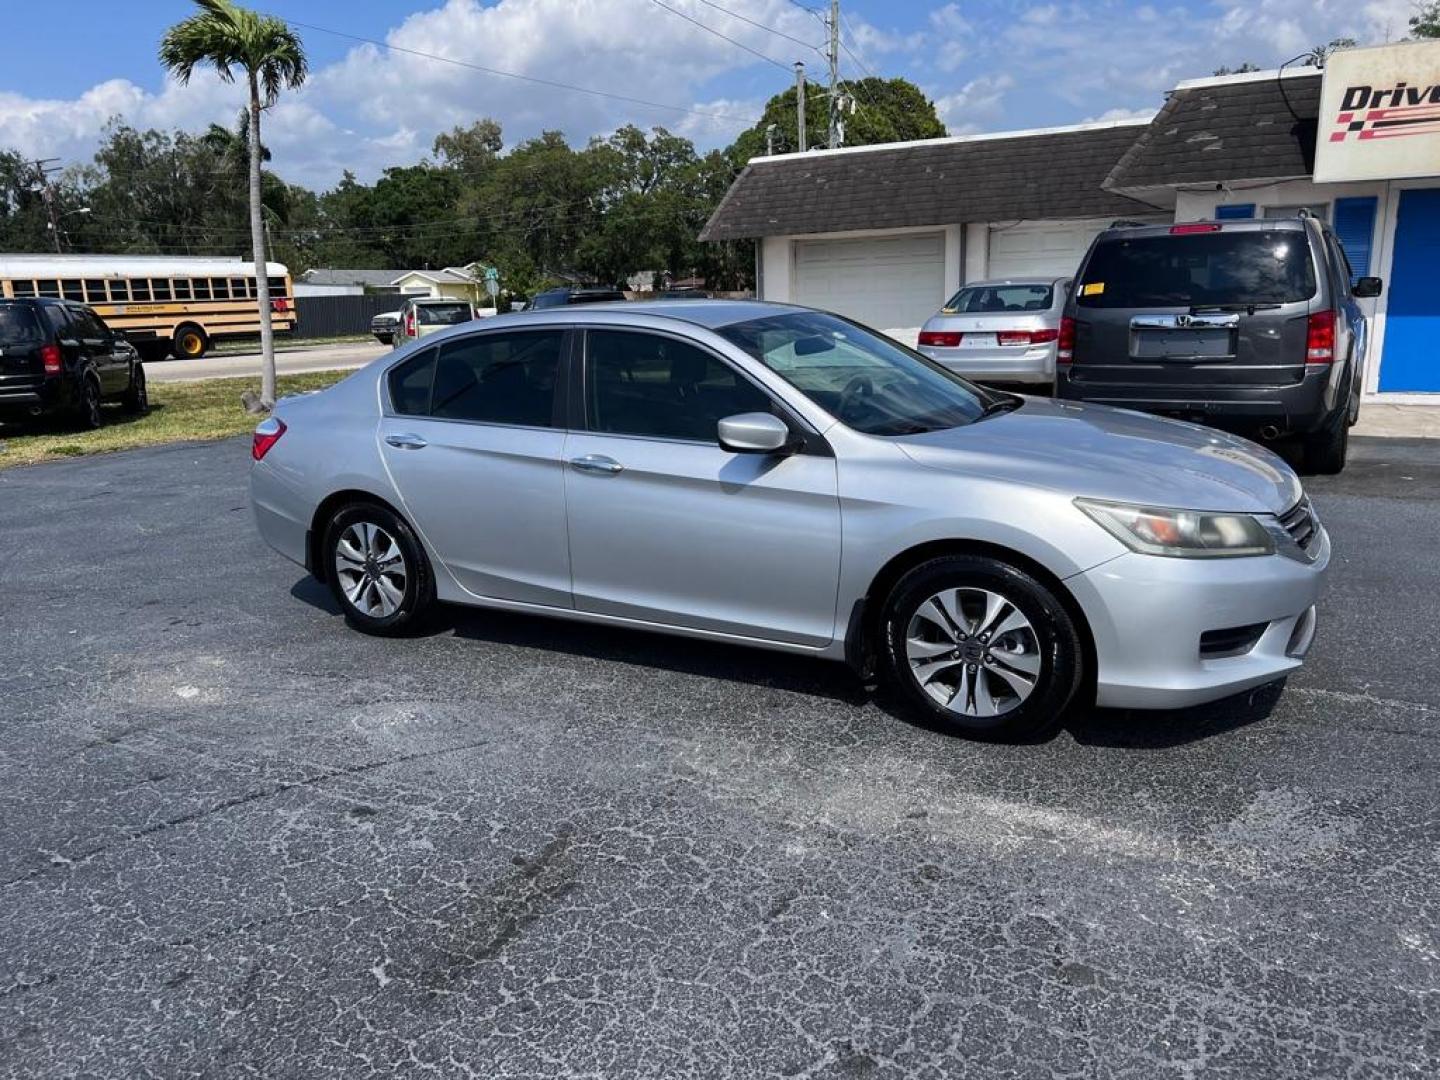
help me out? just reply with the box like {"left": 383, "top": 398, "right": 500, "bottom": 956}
{"left": 430, "top": 330, "right": 563, "bottom": 427}
{"left": 943, "top": 283, "right": 1054, "bottom": 313}
{"left": 388, "top": 347, "right": 438, "bottom": 415}
{"left": 0, "top": 304, "right": 42, "bottom": 345}
{"left": 1077, "top": 231, "right": 1317, "bottom": 307}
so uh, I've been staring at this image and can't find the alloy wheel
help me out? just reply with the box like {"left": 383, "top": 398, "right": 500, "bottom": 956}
{"left": 905, "top": 587, "right": 1041, "bottom": 717}
{"left": 333, "top": 521, "right": 408, "bottom": 618}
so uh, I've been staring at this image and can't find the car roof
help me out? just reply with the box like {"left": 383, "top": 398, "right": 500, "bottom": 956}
{"left": 489, "top": 298, "right": 805, "bottom": 331}
{"left": 1097, "top": 218, "right": 1313, "bottom": 241}
{"left": 960, "top": 276, "right": 1068, "bottom": 287}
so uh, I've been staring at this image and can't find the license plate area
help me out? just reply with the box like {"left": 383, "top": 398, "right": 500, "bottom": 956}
{"left": 1130, "top": 327, "right": 1234, "bottom": 360}
{"left": 959, "top": 333, "right": 996, "bottom": 349}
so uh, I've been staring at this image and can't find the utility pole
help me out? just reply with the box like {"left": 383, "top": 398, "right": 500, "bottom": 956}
{"left": 794, "top": 61, "right": 807, "bottom": 152}
{"left": 827, "top": 0, "right": 841, "bottom": 149}
{"left": 30, "top": 158, "right": 63, "bottom": 254}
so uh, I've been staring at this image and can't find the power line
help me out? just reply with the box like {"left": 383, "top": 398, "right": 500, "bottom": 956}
{"left": 267, "top": 14, "right": 762, "bottom": 126}
{"left": 645, "top": 0, "right": 792, "bottom": 72}
{"left": 837, "top": 9, "right": 879, "bottom": 80}
{"left": 693, "top": 0, "right": 822, "bottom": 52}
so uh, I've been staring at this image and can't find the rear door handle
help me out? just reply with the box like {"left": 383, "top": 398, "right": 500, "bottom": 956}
{"left": 384, "top": 433, "right": 427, "bottom": 450}
{"left": 570, "top": 454, "right": 624, "bottom": 475}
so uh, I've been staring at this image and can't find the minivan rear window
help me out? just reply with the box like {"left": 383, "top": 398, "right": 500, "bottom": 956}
{"left": 0, "top": 304, "right": 42, "bottom": 345}
{"left": 1077, "top": 231, "right": 1317, "bottom": 308}
{"left": 943, "top": 283, "right": 1053, "bottom": 313}
{"left": 415, "top": 302, "right": 472, "bottom": 326}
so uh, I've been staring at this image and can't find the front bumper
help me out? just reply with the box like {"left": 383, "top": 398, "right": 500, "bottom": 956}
{"left": 1067, "top": 524, "right": 1329, "bottom": 709}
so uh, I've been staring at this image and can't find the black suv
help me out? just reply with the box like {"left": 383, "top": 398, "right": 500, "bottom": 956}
{"left": 528, "top": 285, "right": 627, "bottom": 309}
{"left": 0, "top": 298, "right": 147, "bottom": 429}
{"left": 1057, "top": 216, "right": 1382, "bottom": 473}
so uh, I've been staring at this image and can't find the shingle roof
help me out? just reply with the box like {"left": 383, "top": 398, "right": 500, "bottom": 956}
{"left": 1105, "top": 72, "right": 1320, "bottom": 191}
{"left": 299, "top": 268, "right": 400, "bottom": 287}
{"left": 699, "top": 122, "right": 1151, "bottom": 241}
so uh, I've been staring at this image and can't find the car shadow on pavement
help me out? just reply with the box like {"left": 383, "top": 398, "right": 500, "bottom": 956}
{"left": 290, "top": 578, "right": 1285, "bottom": 746}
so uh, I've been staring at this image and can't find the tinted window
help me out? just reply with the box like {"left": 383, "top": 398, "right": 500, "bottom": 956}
{"left": 1077, "top": 232, "right": 1318, "bottom": 307}
{"left": 415, "top": 302, "right": 472, "bottom": 326}
{"left": 943, "top": 282, "right": 1054, "bottom": 313}
{"left": 152, "top": 278, "right": 173, "bottom": 301}
{"left": 430, "top": 330, "right": 562, "bottom": 426}
{"left": 388, "top": 347, "right": 438, "bottom": 415}
{"left": 132, "top": 279, "right": 151, "bottom": 301}
{"left": 61, "top": 280, "right": 84, "bottom": 301}
{"left": 586, "top": 330, "right": 774, "bottom": 442}
{"left": 0, "top": 304, "right": 42, "bottom": 345}
{"left": 569, "top": 290, "right": 625, "bottom": 305}
{"left": 109, "top": 280, "right": 130, "bottom": 302}
{"left": 69, "top": 308, "right": 108, "bottom": 339}
{"left": 41, "top": 305, "right": 71, "bottom": 337}
{"left": 719, "top": 311, "right": 987, "bottom": 436}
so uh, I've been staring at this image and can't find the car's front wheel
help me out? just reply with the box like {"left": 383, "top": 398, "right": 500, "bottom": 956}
{"left": 881, "top": 555, "right": 1082, "bottom": 741}
{"left": 323, "top": 503, "right": 435, "bottom": 635}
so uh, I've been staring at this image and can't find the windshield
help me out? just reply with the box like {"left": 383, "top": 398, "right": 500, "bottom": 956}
{"left": 717, "top": 311, "right": 988, "bottom": 436}
{"left": 1078, "top": 231, "right": 1317, "bottom": 307}
{"left": 943, "top": 282, "right": 1054, "bottom": 313}
{"left": 415, "top": 302, "right": 472, "bottom": 326}
{"left": 0, "top": 303, "right": 42, "bottom": 346}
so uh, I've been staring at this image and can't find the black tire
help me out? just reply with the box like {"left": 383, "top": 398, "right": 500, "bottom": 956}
{"left": 322, "top": 502, "right": 435, "bottom": 636}
{"left": 122, "top": 364, "right": 148, "bottom": 415}
{"left": 75, "top": 374, "right": 103, "bottom": 431}
{"left": 173, "top": 324, "right": 207, "bottom": 360}
{"left": 880, "top": 555, "right": 1082, "bottom": 741}
{"left": 1302, "top": 404, "right": 1349, "bottom": 475}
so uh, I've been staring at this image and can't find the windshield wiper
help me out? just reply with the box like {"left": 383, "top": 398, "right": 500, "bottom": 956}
{"left": 977, "top": 395, "right": 1023, "bottom": 420}
{"left": 1188, "top": 302, "right": 1282, "bottom": 315}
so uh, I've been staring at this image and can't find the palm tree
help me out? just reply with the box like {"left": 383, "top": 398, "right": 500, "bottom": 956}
{"left": 160, "top": 0, "right": 306, "bottom": 410}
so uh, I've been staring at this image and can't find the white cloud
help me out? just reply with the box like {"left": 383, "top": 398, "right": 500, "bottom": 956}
{"left": 934, "top": 74, "right": 1015, "bottom": 135}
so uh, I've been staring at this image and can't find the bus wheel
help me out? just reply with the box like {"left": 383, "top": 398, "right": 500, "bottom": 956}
{"left": 173, "top": 324, "right": 208, "bottom": 360}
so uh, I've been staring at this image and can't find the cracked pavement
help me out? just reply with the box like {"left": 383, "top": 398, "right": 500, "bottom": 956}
{"left": 1, "top": 434, "right": 1437, "bottom": 1078}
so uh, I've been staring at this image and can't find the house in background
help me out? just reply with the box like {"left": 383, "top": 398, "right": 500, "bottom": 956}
{"left": 294, "top": 268, "right": 405, "bottom": 297}
{"left": 389, "top": 266, "right": 485, "bottom": 304}
{"left": 702, "top": 39, "right": 1440, "bottom": 401}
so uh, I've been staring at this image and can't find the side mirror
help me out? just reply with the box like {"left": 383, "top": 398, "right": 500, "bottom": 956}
{"left": 718, "top": 412, "right": 793, "bottom": 454}
{"left": 1354, "top": 276, "right": 1383, "bottom": 298}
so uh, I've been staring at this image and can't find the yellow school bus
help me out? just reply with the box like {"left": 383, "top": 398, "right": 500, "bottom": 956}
{"left": 0, "top": 254, "right": 295, "bottom": 360}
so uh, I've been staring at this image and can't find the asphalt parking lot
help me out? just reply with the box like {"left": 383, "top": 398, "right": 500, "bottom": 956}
{"left": 2, "top": 434, "right": 1438, "bottom": 1078}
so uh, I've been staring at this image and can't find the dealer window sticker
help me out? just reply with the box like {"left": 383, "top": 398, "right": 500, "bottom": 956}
{"left": 1081, "top": 282, "right": 1105, "bottom": 296}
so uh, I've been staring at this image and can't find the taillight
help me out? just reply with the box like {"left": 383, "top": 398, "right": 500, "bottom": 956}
{"left": 40, "top": 343, "right": 62, "bottom": 376}
{"left": 1170, "top": 223, "right": 1222, "bottom": 234}
{"left": 919, "top": 330, "right": 963, "bottom": 347}
{"left": 270, "top": 297, "right": 290, "bottom": 312}
{"left": 997, "top": 329, "right": 1060, "bottom": 346}
{"left": 405, "top": 310, "right": 416, "bottom": 337}
{"left": 1306, "top": 310, "right": 1336, "bottom": 365}
{"left": 1057, "top": 316, "right": 1076, "bottom": 363}
{"left": 252, "top": 416, "right": 286, "bottom": 461}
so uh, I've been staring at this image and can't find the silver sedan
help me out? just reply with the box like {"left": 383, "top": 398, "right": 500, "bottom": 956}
{"left": 918, "top": 277, "right": 1069, "bottom": 387}
{"left": 250, "top": 300, "right": 1328, "bottom": 741}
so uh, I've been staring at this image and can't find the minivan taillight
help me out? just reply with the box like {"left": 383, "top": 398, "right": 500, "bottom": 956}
{"left": 919, "top": 330, "right": 962, "bottom": 347}
{"left": 252, "top": 417, "right": 287, "bottom": 461}
{"left": 1306, "top": 310, "right": 1336, "bottom": 365}
{"left": 405, "top": 310, "right": 416, "bottom": 337}
{"left": 1057, "top": 316, "right": 1076, "bottom": 363}
{"left": 40, "top": 343, "right": 62, "bottom": 376}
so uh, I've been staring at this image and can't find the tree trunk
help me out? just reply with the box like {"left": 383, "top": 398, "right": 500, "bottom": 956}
{"left": 248, "top": 71, "right": 276, "bottom": 410}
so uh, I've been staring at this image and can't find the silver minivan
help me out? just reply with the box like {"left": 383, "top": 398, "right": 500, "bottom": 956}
{"left": 917, "top": 277, "right": 1069, "bottom": 387}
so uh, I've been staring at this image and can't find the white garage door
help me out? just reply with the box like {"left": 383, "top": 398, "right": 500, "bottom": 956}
{"left": 793, "top": 232, "right": 946, "bottom": 333}
{"left": 986, "top": 219, "right": 1114, "bottom": 280}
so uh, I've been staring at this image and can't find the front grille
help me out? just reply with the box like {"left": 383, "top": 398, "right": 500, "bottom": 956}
{"left": 1200, "top": 622, "right": 1269, "bottom": 659}
{"left": 1279, "top": 498, "right": 1317, "bottom": 551}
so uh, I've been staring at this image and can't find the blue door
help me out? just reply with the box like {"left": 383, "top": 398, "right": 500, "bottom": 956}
{"left": 1380, "top": 188, "right": 1440, "bottom": 392}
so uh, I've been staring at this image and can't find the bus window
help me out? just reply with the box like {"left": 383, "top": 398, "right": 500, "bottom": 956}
{"left": 210, "top": 278, "right": 229, "bottom": 299}
{"left": 152, "top": 278, "right": 173, "bottom": 301}
{"left": 83, "top": 279, "right": 106, "bottom": 303}
{"left": 267, "top": 276, "right": 286, "bottom": 295}
{"left": 108, "top": 280, "right": 130, "bottom": 302}
{"left": 132, "top": 279, "right": 152, "bottom": 301}
{"left": 61, "top": 280, "right": 84, "bottom": 301}
{"left": 173, "top": 279, "right": 192, "bottom": 301}
{"left": 11, "top": 280, "right": 37, "bottom": 297}
{"left": 36, "top": 280, "right": 60, "bottom": 298}
{"left": 193, "top": 278, "right": 211, "bottom": 300}
{"left": 230, "top": 277, "right": 247, "bottom": 299}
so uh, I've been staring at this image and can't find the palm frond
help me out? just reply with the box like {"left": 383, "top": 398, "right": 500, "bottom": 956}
{"left": 158, "top": 0, "right": 307, "bottom": 103}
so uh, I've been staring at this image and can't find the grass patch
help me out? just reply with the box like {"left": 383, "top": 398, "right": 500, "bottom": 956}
{"left": 212, "top": 333, "right": 376, "bottom": 355}
{"left": 0, "top": 370, "right": 349, "bottom": 470}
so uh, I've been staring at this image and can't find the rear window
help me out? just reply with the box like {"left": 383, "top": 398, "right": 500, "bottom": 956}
{"left": 1077, "top": 231, "right": 1317, "bottom": 308}
{"left": 0, "top": 304, "right": 42, "bottom": 345}
{"left": 415, "top": 302, "right": 472, "bottom": 326}
{"left": 942, "top": 283, "right": 1053, "bottom": 313}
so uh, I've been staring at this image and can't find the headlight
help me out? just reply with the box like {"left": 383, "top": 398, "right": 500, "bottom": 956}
{"left": 1075, "top": 498, "right": 1275, "bottom": 558}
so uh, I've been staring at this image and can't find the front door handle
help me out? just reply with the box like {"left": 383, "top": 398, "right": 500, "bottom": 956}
{"left": 570, "top": 454, "right": 624, "bottom": 476}
{"left": 384, "top": 433, "right": 427, "bottom": 450}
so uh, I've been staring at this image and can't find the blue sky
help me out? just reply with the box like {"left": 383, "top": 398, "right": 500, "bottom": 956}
{"left": 0, "top": 0, "right": 1417, "bottom": 189}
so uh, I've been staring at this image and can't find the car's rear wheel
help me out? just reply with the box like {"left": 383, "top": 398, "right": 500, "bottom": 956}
{"left": 323, "top": 503, "right": 435, "bottom": 635}
{"left": 881, "top": 555, "right": 1082, "bottom": 741}
{"left": 75, "top": 374, "right": 103, "bottom": 430}
{"left": 122, "top": 364, "right": 148, "bottom": 414}
{"left": 1303, "top": 403, "right": 1349, "bottom": 475}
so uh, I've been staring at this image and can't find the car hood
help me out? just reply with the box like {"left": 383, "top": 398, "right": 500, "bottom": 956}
{"left": 894, "top": 397, "right": 1303, "bottom": 514}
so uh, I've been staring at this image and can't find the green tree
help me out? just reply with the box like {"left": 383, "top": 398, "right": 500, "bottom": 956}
{"left": 160, "top": 0, "right": 307, "bottom": 410}
{"left": 1415, "top": 3, "right": 1440, "bottom": 37}
{"left": 1213, "top": 62, "right": 1261, "bottom": 76}
{"left": 731, "top": 77, "right": 947, "bottom": 161}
